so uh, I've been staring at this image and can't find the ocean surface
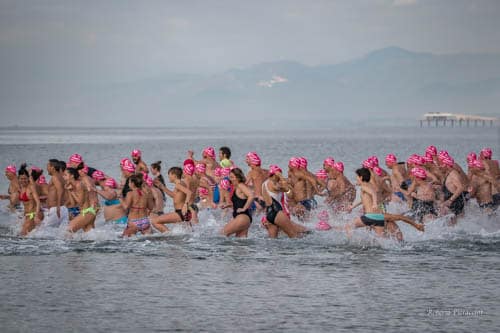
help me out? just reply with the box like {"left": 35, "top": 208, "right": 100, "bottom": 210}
{"left": 0, "top": 126, "right": 499, "bottom": 332}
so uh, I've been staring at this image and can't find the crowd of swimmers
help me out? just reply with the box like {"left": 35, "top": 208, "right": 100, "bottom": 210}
{"left": 1, "top": 145, "right": 498, "bottom": 241}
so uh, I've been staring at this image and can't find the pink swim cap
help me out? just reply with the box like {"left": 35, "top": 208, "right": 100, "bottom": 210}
{"left": 298, "top": 157, "right": 308, "bottom": 169}
{"left": 81, "top": 164, "right": 89, "bottom": 174}
{"left": 120, "top": 158, "right": 131, "bottom": 167}
{"left": 214, "top": 167, "right": 223, "bottom": 177}
{"left": 369, "top": 156, "right": 379, "bottom": 167}
{"left": 69, "top": 154, "right": 83, "bottom": 166}
{"left": 144, "top": 175, "right": 153, "bottom": 187}
{"left": 131, "top": 149, "right": 141, "bottom": 158}
{"left": 37, "top": 175, "right": 47, "bottom": 185}
{"left": 104, "top": 178, "right": 117, "bottom": 189}
{"left": 467, "top": 152, "right": 477, "bottom": 163}
{"left": 362, "top": 159, "right": 374, "bottom": 169}
{"left": 315, "top": 221, "right": 332, "bottom": 231}
{"left": 385, "top": 154, "right": 397, "bottom": 166}
{"left": 269, "top": 164, "right": 282, "bottom": 176}
{"left": 407, "top": 154, "right": 423, "bottom": 166}
{"left": 373, "top": 166, "right": 383, "bottom": 177}
{"left": 203, "top": 147, "right": 216, "bottom": 159}
{"left": 183, "top": 163, "right": 195, "bottom": 176}
{"left": 246, "top": 152, "right": 262, "bottom": 166}
{"left": 92, "top": 170, "right": 105, "bottom": 181}
{"left": 410, "top": 167, "right": 427, "bottom": 180}
{"left": 315, "top": 169, "right": 328, "bottom": 180}
{"left": 438, "top": 151, "right": 454, "bottom": 167}
{"left": 30, "top": 166, "right": 42, "bottom": 173}
{"left": 122, "top": 161, "right": 136, "bottom": 173}
{"left": 333, "top": 162, "right": 344, "bottom": 173}
{"left": 221, "top": 167, "right": 231, "bottom": 177}
{"left": 198, "top": 187, "right": 209, "bottom": 197}
{"left": 422, "top": 153, "right": 434, "bottom": 164}
{"left": 5, "top": 165, "right": 16, "bottom": 174}
{"left": 220, "top": 178, "right": 231, "bottom": 191}
{"left": 480, "top": 147, "right": 492, "bottom": 160}
{"left": 289, "top": 157, "right": 301, "bottom": 169}
{"left": 317, "top": 209, "right": 329, "bottom": 221}
{"left": 323, "top": 157, "right": 335, "bottom": 169}
{"left": 426, "top": 145, "right": 437, "bottom": 157}
{"left": 195, "top": 163, "right": 207, "bottom": 174}
{"left": 469, "top": 159, "right": 484, "bottom": 170}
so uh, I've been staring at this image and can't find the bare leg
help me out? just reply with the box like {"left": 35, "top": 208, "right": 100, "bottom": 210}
{"left": 274, "top": 212, "right": 308, "bottom": 238}
{"left": 222, "top": 215, "right": 251, "bottom": 237}
{"left": 123, "top": 223, "right": 138, "bottom": 237}
{"left": 20, "top": 217, "right": 35, "bottom": 236}
{"left": 265, "top": 223, "right": 279, "bottom": 238}
{"left": 384, "top": 213, "right": 424, "bottom": 232}
{"left": 151, "top": 212, "right": 182, "bottom": 233}
{"left": 68, "top": 214, "right": 94, "bottom": 233}
{"left": 385, "top": 221, "right": 403, "bottom": 241}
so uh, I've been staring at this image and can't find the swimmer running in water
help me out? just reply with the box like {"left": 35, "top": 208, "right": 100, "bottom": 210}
{"left": 18, "top": 164, "right": 43, "bottom": 235}
{"left": 151, "top": 167, "right": 193, "bottom": 233}
{"left": 261, "top": 165, "right": 308, "bottom": 238}
{"left": 339, "top": 168, "right": 423, "bottom": 241}
{"left": 0, "top": 165, "right": 20, "bottom": 211}
{"left": 220, "top": 168, "right": 254, "bottom": 238}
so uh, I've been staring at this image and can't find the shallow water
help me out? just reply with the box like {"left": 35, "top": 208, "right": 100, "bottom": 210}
{"left": 0, "top": 126, "right": 499, "bottom": 332}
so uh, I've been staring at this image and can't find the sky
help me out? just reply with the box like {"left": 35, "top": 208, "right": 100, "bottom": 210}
{"left": 1, "top": 0, "right": 500, "bottom": 126}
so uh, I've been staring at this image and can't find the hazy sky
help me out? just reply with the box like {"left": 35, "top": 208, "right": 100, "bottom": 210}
{"left": 1, "top": 0, "right": 500, "bottom": 126}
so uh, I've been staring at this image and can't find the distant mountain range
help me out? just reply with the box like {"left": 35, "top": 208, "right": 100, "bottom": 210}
{"left": 30, "top": 46, "right": 500, "bottom": 128}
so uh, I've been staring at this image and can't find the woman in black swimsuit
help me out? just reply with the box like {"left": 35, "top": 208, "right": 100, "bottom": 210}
{"left": 221, "top": 168, "right": 254, "bottom": 237}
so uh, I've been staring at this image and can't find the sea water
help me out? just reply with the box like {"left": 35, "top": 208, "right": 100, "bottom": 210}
{"left": 0, "top": 126, "right": 498, "bottom": 332}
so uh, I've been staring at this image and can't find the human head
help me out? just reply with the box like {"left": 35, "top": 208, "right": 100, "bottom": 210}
{"left": 410, "top": 167, "right": 427, "bottom": 181}
{"left": 246, "top": 152, "right": 262, "bottom": 167}
{"left": 385, "top": 154, "right": 397, "bottom": 167}
{"left": 168, "top": 166, "right": 183, "bottom": 181}
{"left": 5, "top": 164, "right": 17, "bottom": 180}
{"left": 268, "top": 165, "right": 282, "bottom": 178}
{"left": 151, "top": 161, "right": 162, "bottom": 176}
{"left": 47, "top": 159, "right": 60, "bottom": 175}
{"left": 129, "top": 174, "right": 143, "bottom": 189}
{"left": 229, "top": 168, "right": 246, "bottom": 184}
{"left": 68, "top": 153, "right": 83, "bottom": 168}
{"left": 92, "top": 170, "right": 105, "bottom": 182}
{"left": 183, "top": 163, "right": 195, "bottom": 176}
{"left": 355, "top": 167, "right": 371, "bottom": 184}
{"left": 480, "top": 147, "right": 492, "bottom": 160}
{"left": 438, "top": 151, "right": 454, "bottom": 168}
{"left": 315, "top": 169, "right": 328, "bottom": 180}
{"left": 195, "top": 163, "right": 207, "bottom": 175}
{"left": 219, "top": 146, "right": 231, "bottom": 160}
{"left": 104, "top": 178, "right": 117, "bottom": 189}
{"left": 131, "top": 149, "right": 142, "bottom": 164}
{"left": 64, "top": 167, "right": 80, "bottom": 182}
{"left": 203, "top": 147, "right": 216, "bottom": 159}
{"left": 18, "top": 164, "right": 29, "bottom": 185}
{"left": 323, "top": 157, "right": 335, "bottom": 171}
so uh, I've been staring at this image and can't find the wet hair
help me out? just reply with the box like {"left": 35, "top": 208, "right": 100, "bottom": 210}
{"left": 18, "top": 163, "right": 29, "bottom": 178}
{"left": 230, "top": 168, "right": 246, "bottom": 183}
{"left": 58, "top": 160, "right": 66, "bottom": 171}
{"left": 76, "top": 162, "right": 84, "bottom": 171}
{"left": 49, "top": 159, "right": 61, "bottom": 172}
{"left": 168, "top": 167, "right": 182, "bottom": 179}
{"left": 220, "top": 146, "right": 231, "bottom": 159}
{"left": 355, "top": 168, "right": 371, "bottom": 183}
{"left": 31, "top": 169, "right": 42, "bottom": 182}
{"left": 66, "top": 167, "right": 80, "bottom": 180}
{"left": 151, "top": 161, "right": 162, "bottom": 171}
{"left": 129, "top": 174, "right": 143, "bottom": 188}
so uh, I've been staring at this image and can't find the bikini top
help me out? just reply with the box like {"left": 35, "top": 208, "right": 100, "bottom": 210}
{"left": 19, "top": 191, "right": 29, "bottom": 202}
